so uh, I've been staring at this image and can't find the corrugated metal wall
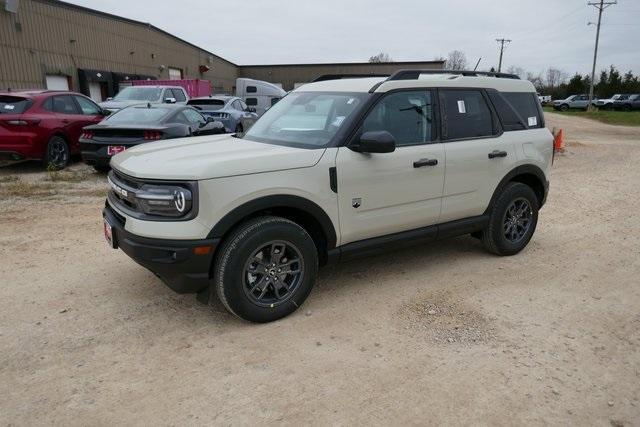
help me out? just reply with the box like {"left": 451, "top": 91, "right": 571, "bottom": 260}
{"left": 0, "top": 0, "right": 239, "bottom": 93}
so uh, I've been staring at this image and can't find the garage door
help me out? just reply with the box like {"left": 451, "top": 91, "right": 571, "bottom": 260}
{"left": 89, "top": 82, "right": 103, "bottom": 102}
{"left": 45, "top": 75, "right": 69, "bottom": 91}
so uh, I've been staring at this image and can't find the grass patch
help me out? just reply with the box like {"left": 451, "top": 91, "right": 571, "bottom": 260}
{"left": 0, "top": 179, "right": 57, "bottom": 197}
{"left": 543, "top": 106, "right": 640, "bottom": 127}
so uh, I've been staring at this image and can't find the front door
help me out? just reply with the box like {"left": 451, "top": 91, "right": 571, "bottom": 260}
{"left": 336, "top": 89, "right": 445, "bottom": 245}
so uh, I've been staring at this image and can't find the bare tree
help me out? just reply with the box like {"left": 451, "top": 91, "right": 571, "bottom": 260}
{"left": 446, "top": 50, "right": 467, "bottom": 70}
{"left": 506, "top": 66, "right": 525, "bottom": 78}
{"left": 526, "top": 71, "right": 544, "bottom": 90}
{"left": 545, "top": 68, "right": 567, "bottom": 90}
{"left": 368, "top": 52, "right": 393, "bottom": 63}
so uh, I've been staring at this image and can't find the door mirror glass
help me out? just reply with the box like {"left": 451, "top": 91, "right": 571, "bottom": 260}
{"left": 357, "top": 131, "right": 396, "bottom": 153}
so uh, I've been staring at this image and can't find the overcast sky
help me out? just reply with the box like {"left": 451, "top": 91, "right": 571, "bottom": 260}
{"left": 66, "top": 0, "right": 640, "bottom": 76}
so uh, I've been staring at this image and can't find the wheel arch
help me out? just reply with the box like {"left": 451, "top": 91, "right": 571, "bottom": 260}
{"left": 207, "top": 195, "right": 338, "bottom": 264}
{"left": 484, "top": 165, "right": 548, "bottom": 215}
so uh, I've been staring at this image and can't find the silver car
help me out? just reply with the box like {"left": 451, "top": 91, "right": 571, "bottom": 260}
{"left": 552, "top": 94, "right": 597, "bottom": 111}
{"left": 187, "top": 96, "right": 258, "bottom": 133}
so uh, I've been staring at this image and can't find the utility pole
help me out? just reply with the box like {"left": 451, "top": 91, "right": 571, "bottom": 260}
{"left": 587, "top": 0, "right": 617, "bottom": 110}
{"left": 495, "top": 38, "right": 511, "bottom": 72}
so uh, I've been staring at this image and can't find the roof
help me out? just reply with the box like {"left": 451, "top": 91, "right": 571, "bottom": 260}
{"left": 296, "top": 72, "right": 535, "bottom": 94}
{"left": 189, "top": 95, "right": 234, "bottom": 101}
{"left": 40, "top": 0, "right": 237, "bottom": 67}
{"left": 0, "top": 89, "right": 77, "bottom": 97}
{"left": 240, "top": 60, "right": 445, "bottom": 68}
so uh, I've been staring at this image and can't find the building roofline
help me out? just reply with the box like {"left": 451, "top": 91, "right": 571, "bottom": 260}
{"left": 37, "top": 0, "right": 237, "bottom": 67}
{"left": 239, "top": 60, "right": 446, "bottom": 68}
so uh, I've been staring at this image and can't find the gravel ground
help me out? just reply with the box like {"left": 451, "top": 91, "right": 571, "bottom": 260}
{"left": 1, "top": 112, "right": 639, "bottom": 425}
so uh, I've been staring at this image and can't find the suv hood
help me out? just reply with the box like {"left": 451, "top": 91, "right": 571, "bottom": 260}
{"left": 111, "top": 134, "right": 326, "bottom": 180}
{"left": 99, "top": 100, "right": 154, "bottom": 110}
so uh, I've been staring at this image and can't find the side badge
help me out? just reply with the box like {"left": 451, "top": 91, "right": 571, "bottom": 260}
{"left": 352, "top": 198, "right": 361, "bottom": 209}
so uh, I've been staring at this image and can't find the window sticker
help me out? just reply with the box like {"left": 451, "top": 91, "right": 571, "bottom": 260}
{"left": 347, "top": 98, "right": 355, "bottom": 105}
{"left": 332, "top": 116, "right": 345, "bottom": 126}
{"left": 4, "top": 105, "right": 15, "bottom": 110}
{"left": 528, "top": 116, "right": 537, "bottom": 127}
{"left": 457, "top": 100, "right": 466, "bottom": 114}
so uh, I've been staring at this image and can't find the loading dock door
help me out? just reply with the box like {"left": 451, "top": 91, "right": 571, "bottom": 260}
{"left": 89, "top": 82, "right": 103, "bottom": 102}
{"left": 45, "top": 75, "right": 69, "bottom": 90}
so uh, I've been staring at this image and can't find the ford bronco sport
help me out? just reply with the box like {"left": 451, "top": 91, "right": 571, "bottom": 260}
{"left": 103, "top": 70, "right": 552, "bottom": 323}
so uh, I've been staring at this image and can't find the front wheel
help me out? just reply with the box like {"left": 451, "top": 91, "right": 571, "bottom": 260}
{"left": 213, "top": 216, "right": 318, "bottom": 322}
{"left": 481, "top": 182, "right": 539, "bottom": 256}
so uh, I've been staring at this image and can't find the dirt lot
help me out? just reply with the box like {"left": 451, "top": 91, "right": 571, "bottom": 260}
{"left": 1, "top": 113, "right": 639, "bottom": 425}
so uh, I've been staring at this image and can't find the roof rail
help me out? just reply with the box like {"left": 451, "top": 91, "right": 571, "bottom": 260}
{"left": 387, "top": 69, "right": 520, "bottom": 81}
{"left": 311, "top": 73, "right": 389, "bottom": 83}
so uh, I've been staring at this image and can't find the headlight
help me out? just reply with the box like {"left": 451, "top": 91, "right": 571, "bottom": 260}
{"left": 136, "top": 184, "right": 193, "bottom": 217}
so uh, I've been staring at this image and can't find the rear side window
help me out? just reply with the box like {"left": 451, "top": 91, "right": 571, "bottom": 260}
{"left": 441, "top": 90, "right": 494, "bottom": 140}
{"left": 0, "top": 96, "right": 33, "bottom": 114}
{"left": 502, "top": 92, "right": 542, "bottom": 128}
{"left": 487, "top": 92, "right": 526, "bottom": 131}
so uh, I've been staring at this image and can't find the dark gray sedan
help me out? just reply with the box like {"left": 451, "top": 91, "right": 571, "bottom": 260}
{"left": 80, "top": 104, "right": 224, "bottom": 171}
{"left": 187, "top": 96, "right": 258, "bottom": 133}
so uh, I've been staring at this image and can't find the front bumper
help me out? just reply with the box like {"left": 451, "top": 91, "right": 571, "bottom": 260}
{"left": 103, "top": 204, "right": 219, "bottom": 294}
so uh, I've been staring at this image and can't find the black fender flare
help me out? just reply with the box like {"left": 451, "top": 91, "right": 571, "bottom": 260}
{"left": 207, "top": 195, "right": 338, "bottom": 249}
{"left": 483, "top": 164, "right": 549, "bottom": 215}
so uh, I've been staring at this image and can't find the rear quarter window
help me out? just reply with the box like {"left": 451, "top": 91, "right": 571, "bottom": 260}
{"left": 0, "top": 96, "right": 33, "bottom": 114}
{"left": 502, "top": 92, "right": 543, "bottom": 129}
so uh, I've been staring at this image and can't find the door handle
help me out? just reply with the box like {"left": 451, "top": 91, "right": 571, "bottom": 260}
{"left": 488, "top": 150, "right": 508, "bottom": 159}
{"left": 413, "top": 158, "right": 438, "bottom": 168}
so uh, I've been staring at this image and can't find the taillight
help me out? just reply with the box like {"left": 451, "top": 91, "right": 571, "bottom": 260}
{"left": 81, "top": 130, "right": 94, "bottom": 139}
{"left": 143, "top": 131, "right": 162, "bottom": 140}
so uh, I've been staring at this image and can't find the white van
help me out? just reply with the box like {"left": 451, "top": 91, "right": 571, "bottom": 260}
{"left": 235, "top": 78, "right": 287, "bottom": 116}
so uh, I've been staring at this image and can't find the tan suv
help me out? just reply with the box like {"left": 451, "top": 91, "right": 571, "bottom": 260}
{"left": 103, "top": 69, "right": 553, "bottom": 322}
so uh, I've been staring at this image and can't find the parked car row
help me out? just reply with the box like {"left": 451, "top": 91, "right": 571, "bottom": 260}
{"left": 0, "top": 78, "right": 288, "bottom": 171}
{"left": 552, "top": 93, "right": 640, "bottom": 111}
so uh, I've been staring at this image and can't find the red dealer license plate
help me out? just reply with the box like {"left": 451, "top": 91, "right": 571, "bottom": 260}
{"left": 107, "top": 146, "right": 126, "bottom": 156}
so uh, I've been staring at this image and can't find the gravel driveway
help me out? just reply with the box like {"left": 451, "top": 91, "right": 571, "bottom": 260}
{"left": 1, "top": 112, "right": 639, "bottom": 425}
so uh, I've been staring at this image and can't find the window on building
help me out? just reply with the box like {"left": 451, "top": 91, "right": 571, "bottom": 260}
{"left": 361, "top": 90, "right": 434, "bottom": 146}
{"left": 441, "top": 90, "right": 494, "bottom": 140}
{"left": 168, "top": 67, "right": 183, "bottom": 80}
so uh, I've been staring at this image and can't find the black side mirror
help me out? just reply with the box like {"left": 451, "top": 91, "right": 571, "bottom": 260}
{"left": 101, "top": 109, "right": 111, "bottom": 116}
{"left": 355, "top": 131, "right": 396, "bottom": 153}
{"left": 205, "top": 116, "right": 215, "bottom": 123}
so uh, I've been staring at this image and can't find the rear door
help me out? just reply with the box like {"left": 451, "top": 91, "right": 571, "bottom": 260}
{"left": 336, "top": 89, "right": 445, "bottom": 245}
{"left": 51, "top": 95, "right": 86, "bottom": 151}
{"left": 439, "top": 89, "right": 514, "bottom": 222}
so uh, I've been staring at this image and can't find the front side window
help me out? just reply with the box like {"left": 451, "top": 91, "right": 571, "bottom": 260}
{"left": 232, "top": 100, "right": 243, "bottom": 111}
{"left": 361, "top": 90, "right": 434, "bottom": 146}
{"left": 441, "top": 90, "right": 494, "bottom": 140}
{"left": 74, "top": 96, "right": 101, "bottom": 115}
{"left": 52, "top": 95, "right": 80, "bottom": 115}
{"left": 181, "top": 108, "right": 205, "bottom": 125}
{"left": 243, "top": 92, "right": 366, "bottom": 148}
{"left": 171, "top": 89, "right": 186, "bottom": 102}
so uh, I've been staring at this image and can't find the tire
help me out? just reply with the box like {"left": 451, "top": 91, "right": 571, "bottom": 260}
{"left": 559, "top": 104, "right": 569, "bottom": 111}
{"left": 481, "top": 182, "right": 539, "bottom": 256}
{"left": 43, "top": 135, "right": 70, "bottom": 170}
{"left": 235, "top": 123, "right": 244, "bottom": 134}
{"left": 213, "top": 216, "right": 318, "bottom": 323}
{"left": 623, "top": 104, "right": 632, "bottom": 112}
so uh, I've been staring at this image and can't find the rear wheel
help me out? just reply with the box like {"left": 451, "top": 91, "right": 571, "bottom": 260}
{"left": 43, "top": 136, "right": 70, "bottom": 170}
{"left": 481, "top": 182, "right": 539, "bottom": 256}
{"left": 623, "top": 104, "right": 632, "bottom": 112}
{"left": 213, "top": 216, "right": 318, "bottom": 322}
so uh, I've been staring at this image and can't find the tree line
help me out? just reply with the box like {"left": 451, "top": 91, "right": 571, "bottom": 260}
{"left": 369, "top": 51, "right": 640, "bottom": 100}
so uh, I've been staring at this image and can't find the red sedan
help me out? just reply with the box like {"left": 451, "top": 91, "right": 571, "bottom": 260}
{"left": 0, "top": 90, "right": 107, "bottom": 169}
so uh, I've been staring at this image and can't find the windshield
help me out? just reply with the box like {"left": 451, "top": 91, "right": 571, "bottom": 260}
{"left": 187, "top": 99, "right": 226, "bottom": 110}
{"left": 106, "top": 107, "right": 171, "bottom": 124}
{"left": 0, "top": 96, "right": 32, "bottom": 114}
{"left": 113, "top": 87, "right": 163, "bottom": 102}
{"left": 243, "top": 92, "right": 366, "bottom": 148}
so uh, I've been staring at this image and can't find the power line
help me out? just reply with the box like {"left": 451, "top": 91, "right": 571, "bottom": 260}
{"left": 587, "top": 0, "right": 617, "bottom": 109}
{"left": 495, "top": 38, "right": 511, "bottom": 72}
